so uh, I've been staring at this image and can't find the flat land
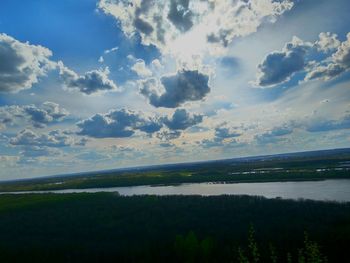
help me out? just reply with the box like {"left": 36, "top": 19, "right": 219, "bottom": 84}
{"left": 0, "top": 148, "right": 349, "bottom": 192}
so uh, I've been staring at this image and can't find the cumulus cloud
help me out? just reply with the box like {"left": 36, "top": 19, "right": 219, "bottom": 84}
{"left": 0, "top": 33, "right": 54, "bottom": 93}
{"left": 0, "top": 105, "right": 25, "bottom": 128}
{"left": 332, "top": 32, "right": 350, "bottom": 68}
{"left": 256, "top": 32, "right": 350, "bottom": 84}
{"left": 304, "top": 63, "right": 344, "bottom": 81}
{"left": 98, "top": 0, "right": 293, "bottom": 60}
{"left": 131, "top": 59, "right": 152, "bottom": 77}
{"left": 77, "top": 108, "right": 162, "bottom": 138}
{"left": 58, "top": 62, "right": 119, "bottom": 94}
{"left": 255, "top": 32, "right": 350, "bottom": 86}
{"left": 315, "top": 32, "right": 340, "bottom": 52}
{"left": 140, "top": 70, "right": 210, "bottom": 108}
{"left": 77, "top": 107, "right": 203, "bottom": 139}
{"left": 0, "top": 33, "right": 120, "bottom": 95}
{"left": 24, "top": 102, "right": 69, "bottom": 128}
{"left": 256, "top": 36, "right": 311, "bottom": 87}
{"left": 10, "top": 129, "right": 74, "bottom": 148}
{"left": 0, "top": 102, "right": 69, "bottom": 128}
{"left": 305, "top": 32, "right": 350, "bottom": 82}
{"left": 163, "top": 109, "right": 203, "bottom": 130}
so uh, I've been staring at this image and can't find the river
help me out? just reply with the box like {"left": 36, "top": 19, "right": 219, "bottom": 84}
{"left": 2, "top": 179, "right": 350, "bottom": 202}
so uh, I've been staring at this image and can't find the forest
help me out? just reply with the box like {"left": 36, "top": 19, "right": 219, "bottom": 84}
{"left": 0, "top": 193, "right": 348, "bottom": 262}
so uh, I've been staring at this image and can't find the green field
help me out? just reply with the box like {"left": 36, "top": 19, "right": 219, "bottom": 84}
{"left": 0, "top": 193, "right": 349, "bottom": 262}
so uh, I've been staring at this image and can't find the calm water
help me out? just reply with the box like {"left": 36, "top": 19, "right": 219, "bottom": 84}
{"left": 3, "top": 179, "right": 350, "bottom": 202}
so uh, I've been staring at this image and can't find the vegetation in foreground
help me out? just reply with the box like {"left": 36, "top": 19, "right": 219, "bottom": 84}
{"left": 0, "top": 148, "right": 349, "bottom": 192}
{"left": 0, "top": 193, "right": 349, "bottom": 262}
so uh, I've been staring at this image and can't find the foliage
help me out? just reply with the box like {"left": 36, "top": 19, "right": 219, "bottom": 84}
{"left": 0, "top": 194, "right": 348, "bottom": 262}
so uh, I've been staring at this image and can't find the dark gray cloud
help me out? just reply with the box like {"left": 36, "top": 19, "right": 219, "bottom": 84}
{"left": 0, "top": 33, "right": 53, "bottom": 93}
{"left": 77, "top": 108, "right": 162, "bottom": 138}
{"left": 156, "top": 130, "right": 182, "bottom": 141}
{"left": 140, "top": 70, "right": 210, "bottom": 108}
{"left": 257, "top": 37, "right": 311, "bottom": 86}
{"left": 59, "top": 63, "right": 118, "bottom": 94}
{"left": 134, "top": 18, "right": 154, "bottom": 35}
{"left": 207, "top": 30, "right": 231, "bottom": 47}
{"left": 163, "top": 109, "right": 203, "bottom": 130}
{"left": 167, "top": 0, "right": 193, "bottom": 32}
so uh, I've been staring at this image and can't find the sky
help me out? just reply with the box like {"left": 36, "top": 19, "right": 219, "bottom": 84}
{"left": 0, "top": 0, "right": 350, "bottom": 180}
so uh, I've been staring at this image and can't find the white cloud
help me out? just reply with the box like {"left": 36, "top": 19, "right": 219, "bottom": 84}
{"left": 58, "top": 62, "right": 119, "bottom": 94}
{"left": 333, "top": 32, "right": 350, "bottom": 68}
{"left": 131, "top": 59, "right": 153, "bottom": 77}
{"left": 10, "top": 129, "right": 75, "bottom": 148}
{"left": 305, "top": 32, "right": 350, "bottom": 81}
{"left": 0, "top": 33, "right": 54, "bottom": 93}
{"left": 98, "top": 0, "right": 293, "bottom": 66}
{"left": 0, "top": 102, "right": 69, "bottom": 128}
{"left": 315, "top": 32, "right": 340, "bottom": 52}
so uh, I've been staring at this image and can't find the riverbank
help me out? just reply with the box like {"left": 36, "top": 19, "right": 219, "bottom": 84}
{"left": 2, "top": 179, "right": 350, "bottom": 203}
{"left": 1, "top": 149, "right": 349, "bottom": 192}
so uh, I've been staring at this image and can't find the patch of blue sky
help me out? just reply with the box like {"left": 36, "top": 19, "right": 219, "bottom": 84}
{"left": 0, "top": 0, "right": 160, "bottom": 85}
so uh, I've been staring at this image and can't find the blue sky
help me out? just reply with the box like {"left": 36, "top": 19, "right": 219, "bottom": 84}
{"left": 0, "top": 0, "right": 350, "bottom": 179}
